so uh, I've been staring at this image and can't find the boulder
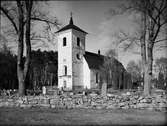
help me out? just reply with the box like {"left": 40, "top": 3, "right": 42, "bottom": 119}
{"left": 40, "top": 104, "right": 50, "bottom": 108}
{"left": 129, "top": 104, "right": 137, "bottom": 109}
{"left": 28, "top": 99, "right": 38, "bottom": 105}
{"left": 146, "top": 98, "right": 152, "bottom": 103}
{"left": 91, "top": 101, "right": 98, "bottom": 106}
{"left": 119, "top": 102, "right": 126, "bottom": 107}
{"left": 7, "top": 102, "right": 15, "bottom": 107}
{"left": 16, "top": 99, "right": 24, "bottom": 104}
{"left": 50, "top": 98, "right": 58, "bottom": 105}
{"left": 20, "top": 104, "right": 32, "bottom": 108}
{"left": 121, "top": 105, "right": 129, "bottom": 109}
{"left": 107, "top": 93, "right": 115, "bottom": 97}
{"left": 106, "top": 104, "right": 117, "bottom": 109}
{"left": 23, "top": 98, "right": 29, "bottom": 104}
{"left": 139, "top": 98, "right": 147, "bottom": 103}
{"left": 50, "top": 104, "right": 56, "bottom": 109}
{"left": 96, "top": 105, "right": 105, "bottom": 109}
{"left": 89, "top": 93, "right": 98, "bottom": 97}
{"left": 131, "top": 99, "right": 137, "bottom": 104}
{"left": 0, "top": 102, "right": 6, "bottom": 107}
{"left": 158, "top": 102, "right": 167, "bottom": 108}
{"left": 138, "top": 96, "right": 144, "bottom": 101}
{"left": 126, "top": 92, "right": 131, "bottom": 95}
{"left": 7, "top": 99, "right": 14, "bottom": 102}
{"left": 136, "top": 103, "right": 148, "bottom": 109}
{"left": 40, "top": 98, "right": 50, "bottom": 104}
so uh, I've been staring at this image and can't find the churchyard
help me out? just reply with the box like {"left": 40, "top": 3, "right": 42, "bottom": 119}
{"left": 1, "top": 0, "right": 167, "bottom": 125}
{"left": 0, "top": 87, "right": 167, "bottom": 125}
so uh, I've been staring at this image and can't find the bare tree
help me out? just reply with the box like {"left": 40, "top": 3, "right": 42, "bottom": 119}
{"left": 112, "top": 0, "right": 167, "bottom": 96}
{"left": 155, "top": 57, "right": 167, "bottom": 78}
{"left": 100, "top": 49, "right": 128, "bottom": 91}
{"left": 100, "top": 49, "right": 117, "bottom": 88}
{"left": 0, "top": 1, "right": 59, "bottom": 96}
{"left": 126, "top": 60, "right": 142, "bottom": 87}
{"left": 130, "top": 0, "right": 167, "bottom": 96}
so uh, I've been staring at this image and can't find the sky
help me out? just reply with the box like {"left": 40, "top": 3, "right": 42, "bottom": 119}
{"left": 42, "top": 0, "right": 142, "bottom": 67}
{"left": 1, "top": 0, "right": 167, "bottom": 67}
{"left": 45, "top": 0, "right": 166, "bottom": 67}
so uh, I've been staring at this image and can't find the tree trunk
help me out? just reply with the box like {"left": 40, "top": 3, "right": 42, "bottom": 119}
{"left": 17, "top": 1, "right": 32, "bottom": 96}
{"left": 140, "top": 7, "right": 152, "bottom": 96}
{"left": 143, "top": 10, "right": 154, "bottom": 96}
{"left": 18, "top": 70, "right": 25, "bottom": 95}
{"left": 17, "top": 1, "right": 25, "bottom": 96}
{"left": 24, "top": 0, "right": 32, "bottom": 89}
{"left": 144, "top": 39, "right": 153, "bottom": 96}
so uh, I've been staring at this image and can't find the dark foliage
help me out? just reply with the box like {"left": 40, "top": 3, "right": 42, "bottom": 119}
{"left": 0, "top": 48, "right": 133, "bottom": 90}
{"left": 0, "top": 49, "right": 58, "bottom": 90}
{"left": 0, "top": 52, "right": 17, "bottom": 89}
{"left": 156, "top": 72, "right": 166, "bottom": 90}
{"left": 27, "top": 49, "right": 58, "bottom": 90}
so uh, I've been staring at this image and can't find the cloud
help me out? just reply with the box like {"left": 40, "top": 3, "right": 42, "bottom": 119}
{"left": 95, "top": 12, "right": 141, "bottom": 67}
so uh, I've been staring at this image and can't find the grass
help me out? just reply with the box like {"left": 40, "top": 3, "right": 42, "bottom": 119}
{"left": 0, "top": 107, "right": 166, "bottom": 126}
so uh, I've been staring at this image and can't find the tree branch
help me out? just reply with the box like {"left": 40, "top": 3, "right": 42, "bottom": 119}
{"left": 155, "top": 38, "right": 167, "bottom": 43}
{"left": 31, "top": 17, "right": 60, "bottom": 30}
{"left": 0, "top": 6, "right": 18, "bottom": 34}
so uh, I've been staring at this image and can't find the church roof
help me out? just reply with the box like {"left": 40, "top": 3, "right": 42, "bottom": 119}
{"left": 84, "top": 51, "right": 125, "bottom": 71}
{"left": 84, "top": 51, "right": 104, "bottom": 69}
{"left": 55, "top": 16, "right": 88, "bottom": 34}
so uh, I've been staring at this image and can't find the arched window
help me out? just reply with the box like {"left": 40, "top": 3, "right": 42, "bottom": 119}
{"left": 63, "top": 65, "right": 67, "bottom": 75}
{"left": 96, "top": 72, "right": 98, "bottom": 83}
{"left": 63, "top": 80, "right": 67, "bottom": 88}
{"left": 76, "top": 53, "right": 81, "bottom": 60}
{"left": 77, "top": 37, "right": 80, "bottom": 47}
{"left": 63, "top": 37, "right": 66, "bottom": 46}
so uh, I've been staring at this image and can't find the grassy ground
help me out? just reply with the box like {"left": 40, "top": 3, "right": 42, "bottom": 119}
{"left": 0, "top": 107, "right": 166, "bottom": 126}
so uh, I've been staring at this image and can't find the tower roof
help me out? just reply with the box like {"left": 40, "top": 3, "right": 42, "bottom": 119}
{"left": 55, "top": 14, "right": 88, "bottom": 34}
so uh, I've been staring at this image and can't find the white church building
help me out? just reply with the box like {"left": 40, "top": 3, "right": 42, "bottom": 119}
{"left": 56, "top": 15, "right": 104, "bottom": 90}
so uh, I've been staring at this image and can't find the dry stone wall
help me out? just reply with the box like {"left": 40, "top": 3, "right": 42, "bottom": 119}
{"left": 0, "top": 92, "right": 166, "bottom": 111}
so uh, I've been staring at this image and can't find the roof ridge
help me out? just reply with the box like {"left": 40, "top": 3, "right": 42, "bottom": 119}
{"left": 55, "top": 23, "right": 87, "bottom": 34}
{"left": 85, "top": 51, "right": 105, "bottom": 57}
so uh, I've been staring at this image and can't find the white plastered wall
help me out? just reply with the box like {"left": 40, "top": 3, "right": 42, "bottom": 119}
{"left": 83, "top": 57, "right": 91, "bottom": 89}
{"left": 57, "top": 30, "right": 73, "bottom": 90}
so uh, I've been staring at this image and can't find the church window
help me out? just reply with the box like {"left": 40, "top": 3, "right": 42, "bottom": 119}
{"left": 96, "top": 72, "right": 98, "bottom": 83}
{"left": 63, "top": 80, "right": 67, "bottom": 88}
{"left": 63, "top": 37, "right": 66, "bottom": 46}
{"left": 63, "top": 65, "right": 67, "bottom": 75}
{"left": 77, "top": 37, "right": 80, "bottom": 47}
{"left": 76, "top": 53, "right": 81, "bottom": 60}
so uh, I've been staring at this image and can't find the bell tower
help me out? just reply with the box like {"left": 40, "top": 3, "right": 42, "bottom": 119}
{"left": 56, "top": 14, "right": 87, "bottom": 90}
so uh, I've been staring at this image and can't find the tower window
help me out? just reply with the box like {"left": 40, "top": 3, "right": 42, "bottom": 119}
{"left": 63, "top": 65, "right": 67, "bottom": 75}
{"left": 63, "top": 80, "right": 67, "bottom": 88}
{"left": 63, "top": 37, "right": 66, "bottom": 46}
{"left": 76, "top": 53, "right": 81, "bottom": 60}
{"left": 77, "top": 37, "right": 80, "bottom": 47}
{"left": 96, "top": 72, "right": 98, "bottom": 83}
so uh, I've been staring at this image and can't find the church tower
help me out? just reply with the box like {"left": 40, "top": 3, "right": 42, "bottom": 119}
{"left": 56, "top": 14, "right": 87, "bottom": 90}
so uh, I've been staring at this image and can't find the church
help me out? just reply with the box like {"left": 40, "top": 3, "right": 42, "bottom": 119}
{"left": 55, "top": 15, "right": 129, "bottom": 90}
{"left": 55, "top": 15, "right": 105, "bottom": 90}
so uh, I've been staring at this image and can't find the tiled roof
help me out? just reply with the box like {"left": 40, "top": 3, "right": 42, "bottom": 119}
{"left": 84, "top": 51, "right": 104, "bottom": 69}
{"left": 55, "top": 17, "right": 87, "bottom": 34}
{"left": 84, "top": 51, "right": 125, "bottom": 71}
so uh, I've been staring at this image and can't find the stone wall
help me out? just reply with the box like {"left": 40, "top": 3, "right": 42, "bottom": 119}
{"left": 0, "top": 92, "right": 166, "bottom": 111}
